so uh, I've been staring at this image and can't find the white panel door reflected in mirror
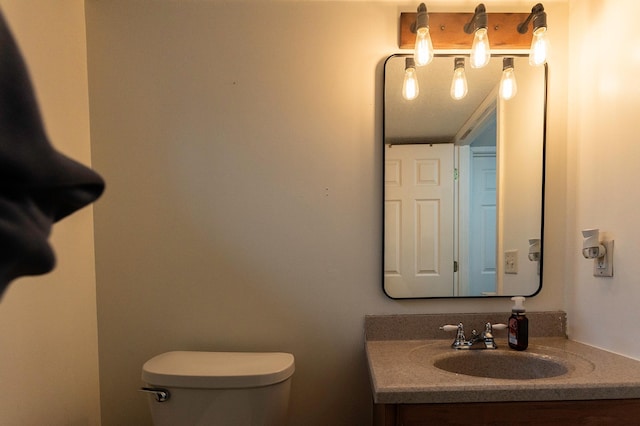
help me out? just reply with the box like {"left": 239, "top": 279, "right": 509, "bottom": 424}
{"left": 383, "top": 54, "right": 546, "bottom": 298}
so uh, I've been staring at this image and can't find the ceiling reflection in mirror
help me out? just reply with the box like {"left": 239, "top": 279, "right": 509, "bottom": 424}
{"left": 383, "top": 54, "right": 546, "bottom": 299}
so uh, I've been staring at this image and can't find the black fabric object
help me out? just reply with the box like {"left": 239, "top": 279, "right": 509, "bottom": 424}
{"left": 0, "top": 8, "right": 105, "bottom": 293}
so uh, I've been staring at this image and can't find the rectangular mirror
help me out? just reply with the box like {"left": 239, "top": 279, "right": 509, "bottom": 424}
{"left": 383, "top": 54, "right": 546, "bottom": 298}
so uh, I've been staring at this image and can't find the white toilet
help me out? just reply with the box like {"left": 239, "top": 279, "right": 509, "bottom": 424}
{"left": 141, "top": 351, "right": 295, "bottom": 426}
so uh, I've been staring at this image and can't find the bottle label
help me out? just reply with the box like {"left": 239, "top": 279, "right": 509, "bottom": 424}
{"left": 508, "top": 317, "right": 518, "bottom": 344}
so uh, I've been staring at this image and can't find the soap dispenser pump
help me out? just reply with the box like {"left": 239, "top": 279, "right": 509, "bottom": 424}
{"left": 508, "top": 296, "right": 528, "bottom": 351}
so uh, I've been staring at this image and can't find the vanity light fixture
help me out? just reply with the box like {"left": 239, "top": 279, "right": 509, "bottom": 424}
{"left": 399, "top": 8, "right": 533, "bottom": 51}
{"left": 518, "top": 3, "right": 549, "bottom": 66}
{"left": 402, "top": 57, "right": 419, "bottom": 100}
{"left": 464, "top": 4, "right": 491, "bottom": 69}
{"left": 450, "top": 57, "right": 468, "bottom": 100}
{"left": 412, "top": 3, "right": 434, "bottom": 66}
{"left": 581, "top": 229, "right": 614, "bottom": 277}
{"left": 396, "top": 5, "right": 547, "bottom": 101}
{"left": 499, "top": 57, "right": 518, "bottom": 100}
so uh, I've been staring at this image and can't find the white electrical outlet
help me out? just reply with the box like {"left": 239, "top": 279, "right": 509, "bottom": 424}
{"left": 594, "top": 240, "right": 614, "bottom": 277}
{"left": 505, "top": 250, "right": 518, "bottom": 274}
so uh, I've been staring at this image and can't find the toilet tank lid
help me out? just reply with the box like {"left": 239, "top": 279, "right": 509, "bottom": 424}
{"left": 142, "top": 351, "right": 295, "bottom": 389}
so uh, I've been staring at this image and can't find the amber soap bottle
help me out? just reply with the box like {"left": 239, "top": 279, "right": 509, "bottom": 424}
{"left": 508, "top": 296, "right": 529, "bottom": 351}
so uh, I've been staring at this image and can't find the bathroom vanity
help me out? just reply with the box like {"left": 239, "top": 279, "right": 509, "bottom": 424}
{"left": 365, "top": 313, "right": 640, "bottom": 425}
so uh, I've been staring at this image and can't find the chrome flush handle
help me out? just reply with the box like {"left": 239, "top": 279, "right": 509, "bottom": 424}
{"left": 140, "top": 387, "right": 170, "bottom": 402}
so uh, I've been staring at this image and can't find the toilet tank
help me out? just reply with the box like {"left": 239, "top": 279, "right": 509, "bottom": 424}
{"left": 142, "top": 351, "right": 295, "bottom": 426}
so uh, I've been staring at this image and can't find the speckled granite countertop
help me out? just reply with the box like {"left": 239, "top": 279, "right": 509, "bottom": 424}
{"left": 365, "top": 313, "right": 640, "bottom": 404}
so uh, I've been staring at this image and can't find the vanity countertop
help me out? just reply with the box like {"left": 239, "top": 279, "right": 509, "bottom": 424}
{"left": 365, "top": 313, "right": 640, "bottom": 405}
{"left": 367, "top": 337, "right": 640, "bottom": 404}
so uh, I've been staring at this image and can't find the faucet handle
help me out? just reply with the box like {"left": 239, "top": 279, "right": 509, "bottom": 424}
{"left": 484, "top": 322, "right": 507, "bottom": 335}
{"left": 441, "top": 323, "right": 466, "bottom": 348}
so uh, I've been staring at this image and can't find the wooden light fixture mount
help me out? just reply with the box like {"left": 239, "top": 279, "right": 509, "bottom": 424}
{"left": 400, "top": 11, "right": 533, "bottom": 50}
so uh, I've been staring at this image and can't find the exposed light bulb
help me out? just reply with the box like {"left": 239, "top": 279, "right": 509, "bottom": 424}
{"left": 518, "top": 4, "right": 549, "bottom": 66}
{"left": 413, "top": 3, "right": 433, "bottom": 66}
{"left": 402, "top": 58, "right": 419, "bottom": 101}
{"left": 529, "top": 27, "right": 549, "bottom": 66}
{"left": 499, "top": 68, "right": 517, "bottom": 100}
{"left": 451, "top": 68, "right": 468, "bottom": 100}
{"left": 499, "top": 58, "right": 517, "bottom": 100}
{"left": 415, "top": 27, "right": 434, "bottom": 66}
{"left": 470, "top": 28, "right": 491, "bottom": 68}
{"left": 450, "top": 58, "right": 468, "bottom": 100}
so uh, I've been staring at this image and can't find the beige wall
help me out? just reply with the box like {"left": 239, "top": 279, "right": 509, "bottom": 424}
{"left": 0, "top": 1, "right": 101, "bottom": 425}
{"left": 86, "top": 1, "right": 567, "bottom": 424}
{"left": 565, "top": 0, "right": 640, "bottom": 358}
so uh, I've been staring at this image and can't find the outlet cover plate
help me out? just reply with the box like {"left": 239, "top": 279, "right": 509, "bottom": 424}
{"left": 593, "top": 240, "right": 614, "bottom": 277}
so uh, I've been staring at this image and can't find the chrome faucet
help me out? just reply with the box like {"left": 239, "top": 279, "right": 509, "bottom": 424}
{"left": 440, "top": 322, "right": 507, "bottom": 349}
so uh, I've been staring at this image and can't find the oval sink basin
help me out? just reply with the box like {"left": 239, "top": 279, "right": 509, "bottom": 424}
{"left": 432, "top": 351, "right": 568, "bottom": 380}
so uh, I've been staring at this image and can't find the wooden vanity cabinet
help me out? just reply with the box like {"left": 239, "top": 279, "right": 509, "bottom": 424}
{"left": 374, "top": 399, "right": 640, "bottom": 426}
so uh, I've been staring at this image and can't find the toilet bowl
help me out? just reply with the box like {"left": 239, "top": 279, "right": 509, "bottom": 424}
{"left": 141, "top": 351, "right": 295, "bottom": 426}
